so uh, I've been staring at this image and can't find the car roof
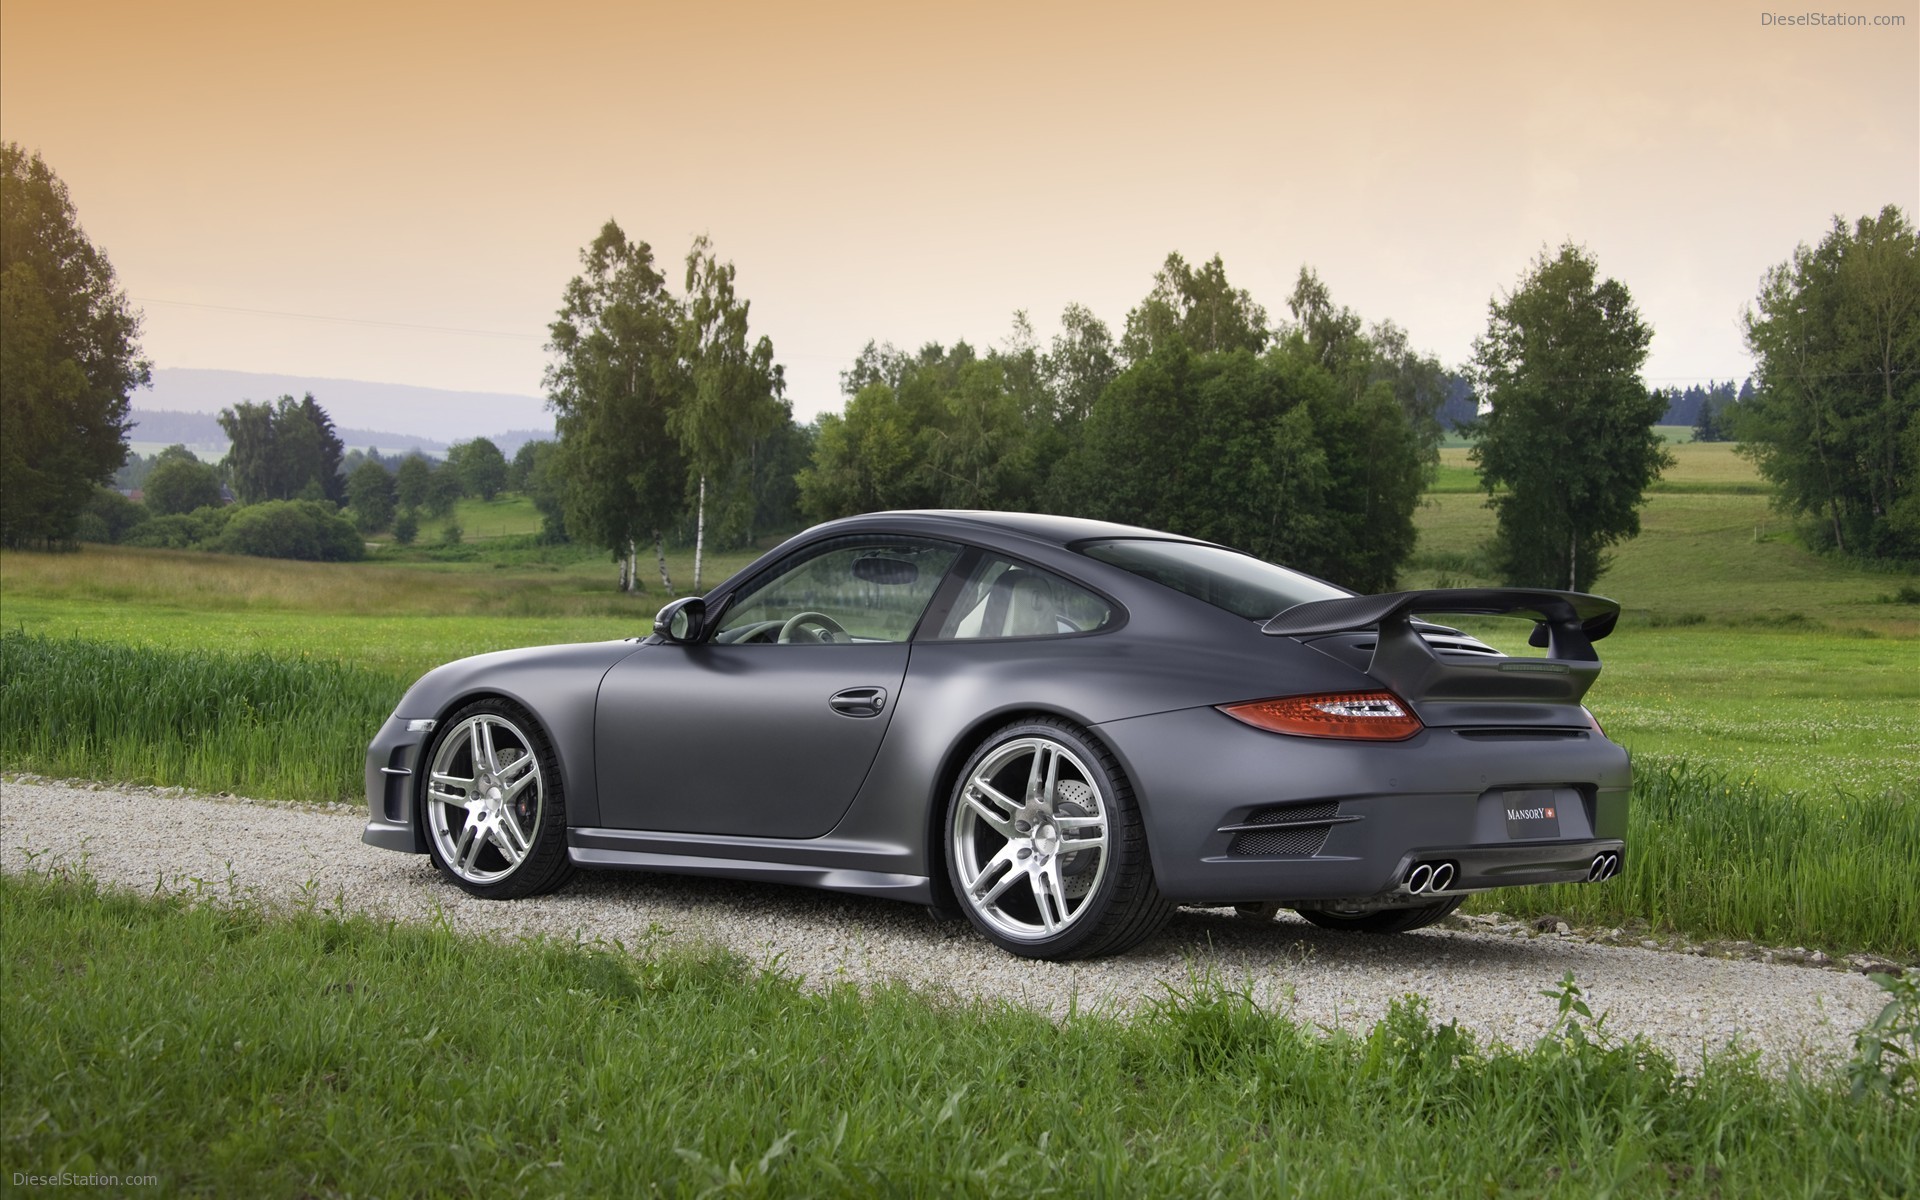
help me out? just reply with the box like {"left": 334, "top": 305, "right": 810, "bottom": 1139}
{"left": 818, "top": 509, "right": 1209, "bottom": 549}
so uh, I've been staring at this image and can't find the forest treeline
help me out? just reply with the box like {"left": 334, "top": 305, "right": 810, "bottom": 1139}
{"left": 5, "top": 136, "right": 1915, "bottom": 583}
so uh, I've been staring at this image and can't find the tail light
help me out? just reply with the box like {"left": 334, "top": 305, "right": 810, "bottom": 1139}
{"left": 1218, "top": 691, "right": 1423, "bottom": 741}
{"left": 1582, "top": 706, "right": 1607, "bottom": 738}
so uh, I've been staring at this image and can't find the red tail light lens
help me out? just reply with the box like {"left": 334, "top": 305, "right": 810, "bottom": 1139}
{"left": 1219, "top": 692, "right": 1423, "bottom": 741}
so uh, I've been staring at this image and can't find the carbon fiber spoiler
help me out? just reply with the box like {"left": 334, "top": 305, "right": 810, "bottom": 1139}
{"left": 1261, "top": 588, "right": 1622, "bottom": 706}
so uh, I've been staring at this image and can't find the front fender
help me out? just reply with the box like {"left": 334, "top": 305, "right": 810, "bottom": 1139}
{"left": 364, "top": 639, "right": 645, "bottom": 850}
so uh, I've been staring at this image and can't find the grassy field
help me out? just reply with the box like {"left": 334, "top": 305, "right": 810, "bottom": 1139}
{"left": 2, "top": 448, "right": 1915, "bottom": 947}
{"left": 5, "top": 871, "right": 1915, "bottom": 1198}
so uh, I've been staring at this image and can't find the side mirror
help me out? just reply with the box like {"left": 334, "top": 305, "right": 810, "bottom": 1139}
{"left": 655, "top": 596, "right": 707, "bottom": 644}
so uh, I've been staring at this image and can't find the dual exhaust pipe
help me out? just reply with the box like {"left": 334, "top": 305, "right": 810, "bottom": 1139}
{"left": 1406, "top": 851, "right": 1620, "bottom": 894}
{"left": 1405, "top": 860, "right": 1456, "bottom": 895}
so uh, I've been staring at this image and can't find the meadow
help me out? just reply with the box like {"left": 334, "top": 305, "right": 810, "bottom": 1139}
{"left": 2, "top": 441, "right": 1915, "bottom": 953}
{"left": 4, "top": 870, "right": 1916, "bottom": 1198}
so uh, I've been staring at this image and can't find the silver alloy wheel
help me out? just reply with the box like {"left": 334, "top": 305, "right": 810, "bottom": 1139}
{"left": 952, "top": 736, "right": 1111, "bottom": 941}
{"left": 423, "top": 713, "right": 545, "bottom": 885}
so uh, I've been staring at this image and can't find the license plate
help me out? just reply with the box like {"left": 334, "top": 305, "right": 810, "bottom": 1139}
{"left": 1502, "top": 789, "right": 1562, "bottom": 839}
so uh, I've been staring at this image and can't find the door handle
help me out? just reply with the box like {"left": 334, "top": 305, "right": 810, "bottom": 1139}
{"left": 828, "top": 686, "right": 888, "bottom": 717}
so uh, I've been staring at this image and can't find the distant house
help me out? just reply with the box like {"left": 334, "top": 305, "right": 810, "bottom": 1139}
{"left": 118, "top": 488, "right": 144, "bottom": 503}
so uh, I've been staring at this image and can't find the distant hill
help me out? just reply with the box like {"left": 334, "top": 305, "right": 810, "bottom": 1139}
{"left": 140, "top": 368, "right": 553, "bottom": 451}
{"left": 140, "top": 364, "right": 549, "bottom": 439}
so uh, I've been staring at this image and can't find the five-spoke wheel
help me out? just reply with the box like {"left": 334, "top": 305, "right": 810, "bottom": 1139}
{"left": 946, "top": 719, "right": 1171, "bottom": 960}
{"left": 421, "top": 700, "right": 573, "bottom": 899}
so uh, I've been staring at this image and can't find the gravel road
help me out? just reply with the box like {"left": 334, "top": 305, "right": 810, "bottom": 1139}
{"left": 1, "top": 777, "right": 1891, "bottom": 1074}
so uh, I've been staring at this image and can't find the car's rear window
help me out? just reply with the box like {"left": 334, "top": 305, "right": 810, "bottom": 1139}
{"left": 1077, "top": 539, "right": 1350, "bottom": 621}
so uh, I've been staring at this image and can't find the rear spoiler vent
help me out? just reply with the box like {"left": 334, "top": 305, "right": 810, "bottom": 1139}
{"left": 1262, "top": 588, "right": 1622, "bottom": 707}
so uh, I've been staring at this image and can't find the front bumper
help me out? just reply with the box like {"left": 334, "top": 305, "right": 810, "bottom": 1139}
{"left": 1095, "top": 705, "right": 1632, "bottom": 906}
{"left": 363, "top": 715, "right": 431, "bottom": 854}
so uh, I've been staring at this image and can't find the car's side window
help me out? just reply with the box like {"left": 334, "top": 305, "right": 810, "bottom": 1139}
{"left": 931, "top": 555, "right": 1113, "bottom": 640}
{"left": 711, "top": 537, "right": 961, "bottom": 644}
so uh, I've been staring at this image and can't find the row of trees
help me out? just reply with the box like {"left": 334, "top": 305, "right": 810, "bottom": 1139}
{"left": 789, "top": 258, "right": 1450, "bottom": 592}
{"left": 538, "top": 230, "right": 1659, "bottom": 596}
{"left": 7, "top": 135, "right": 1911, "bottom": 581}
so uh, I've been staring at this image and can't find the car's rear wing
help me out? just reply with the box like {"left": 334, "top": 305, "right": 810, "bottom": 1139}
{"left": 1261, "top": 588, "right": 1622, "bottom": 707}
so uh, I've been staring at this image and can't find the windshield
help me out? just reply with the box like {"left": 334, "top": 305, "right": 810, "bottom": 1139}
{"left": 1078, "top": 539, "right": 1350, "bottom": 621}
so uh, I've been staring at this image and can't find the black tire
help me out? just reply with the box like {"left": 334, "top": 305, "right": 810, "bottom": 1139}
{"left": 1295, "top": 895, "right": 1465, "bottom": 934}
{"left": 420, "top": 699, "right": 575, "bottom": 900}
{"left": 944, "top": 717, "right": 1172, "bottom": 960}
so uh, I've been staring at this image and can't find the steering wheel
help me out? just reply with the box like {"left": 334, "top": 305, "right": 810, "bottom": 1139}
{"left": 777, "top": 611, "right": 849, "bottom": 644}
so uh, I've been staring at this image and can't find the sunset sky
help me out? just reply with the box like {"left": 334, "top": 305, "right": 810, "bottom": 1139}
{"left": 3, "top": 0, "right": 1916, "bottom": 423}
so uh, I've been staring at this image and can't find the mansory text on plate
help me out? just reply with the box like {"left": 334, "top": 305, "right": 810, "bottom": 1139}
{"left": 364, "top": 511, "right": 1628, "bottom": 959}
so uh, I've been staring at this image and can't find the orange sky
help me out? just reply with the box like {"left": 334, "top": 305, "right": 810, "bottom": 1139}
{"left": 4, "top": 0, "right": 1916, "bottom": 421}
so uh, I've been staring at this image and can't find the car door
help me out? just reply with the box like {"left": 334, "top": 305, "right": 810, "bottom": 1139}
{"left": 593, "top": 535, "right": 962, "bottom": 838}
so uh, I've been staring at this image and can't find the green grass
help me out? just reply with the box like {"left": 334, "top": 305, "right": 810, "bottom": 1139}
{"left": 5, "top": 871, "right": 1915, "bottom": 1198}
{"left": 0, "top": 632, "right": 404, "bottom": 804}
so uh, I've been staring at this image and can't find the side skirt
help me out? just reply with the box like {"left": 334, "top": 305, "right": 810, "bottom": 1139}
{"left": 567, "top": 827, "right": 931, "bottom": 903}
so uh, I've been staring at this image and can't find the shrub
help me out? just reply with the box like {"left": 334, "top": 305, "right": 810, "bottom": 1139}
{"left": 80, "top": 486, "right": 149, "bottom": 543}
{"left": 214, "top": 500, "right": 363, "bottom": 562}
{"left": 121, "top": 504, "right": 232, "bottom": 550}
{"left": 143, "top": 456, "right": 223, "bottom": 516}
{"left": 392, "top": 508, "right": 419, "bottom": 546}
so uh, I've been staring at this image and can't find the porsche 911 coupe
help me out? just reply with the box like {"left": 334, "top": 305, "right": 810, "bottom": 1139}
{"left": 364, "top": 510, "right": 1628, "bottom": 960}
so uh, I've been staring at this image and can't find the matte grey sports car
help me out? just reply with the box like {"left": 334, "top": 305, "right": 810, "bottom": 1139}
{"left": 364, "top": 510, "right": 1628, "bottom": 959}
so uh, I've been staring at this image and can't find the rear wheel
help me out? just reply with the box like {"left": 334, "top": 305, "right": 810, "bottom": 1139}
{"left": 1295, "top": 896, "right": 1464, "bottom": 934}
{"left": 945, "top": 718, "right": 1171, "bottom": 960}
{"left": 421, "top": 700, "right": 575, "bottom": 900}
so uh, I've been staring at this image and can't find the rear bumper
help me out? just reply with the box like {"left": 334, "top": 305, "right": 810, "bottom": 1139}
{"left": 1094, "top": 705, "right": 1631, "bottom": 906}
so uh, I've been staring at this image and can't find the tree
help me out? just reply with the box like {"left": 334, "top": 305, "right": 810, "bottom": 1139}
{"left": 512, "top": 439, "right": 569, "bottom": 542}
{"left": 508, "top": 440, "right": 548, "bottom": 492}
{"left": 394, "top": 453, "right": 432, "bottom": 510}
{"left": 1739, "top": 206, "right": 1919, "bottom": 559}
{"left": 347, "top": 459, "right": 396, "bottom": 532}
{"left": 1041, "top": 303, "right": 1119, "bottom": 429}
{"left": 217, "top": 394, "right": 345, "bottom": 505}
{"left": 1469, "top": 244, "right": 1670, "bottom": 591}
{"left": 1, "top": 144, "right": 149, "bottom": 547}
{"left": 671, "top": 236, "right": 786, "bottom": 590}
{"left": 448, "top": 437, "right": 508, "bottom": 501}
{"left": 545, "top": 220, "right": 685, "bottom": 591}
{"left": 423, "top": 460, "right": 463, "bottom": 518}
{"left": 1120, "top": 252, "right": 1269, "bottom": 362}
{"left": 144, "top": 454, "right": 223, "bottom": 516}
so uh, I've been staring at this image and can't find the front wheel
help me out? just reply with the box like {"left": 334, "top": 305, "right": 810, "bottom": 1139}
{"left": 1295, "top": 896, "right": 1464, "bottom": 934}
{"left": 421, "top": 699, "right": 575, "bottom": 900}
{"left": 945, "top": 718, "right": 1172, "bottom": 960}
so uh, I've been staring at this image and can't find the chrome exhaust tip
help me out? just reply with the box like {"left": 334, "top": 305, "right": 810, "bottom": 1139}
{"left": 1429, "top": 862, "right": 1455, "bottom": 892}
{"left": 1407, "top": 863, "right": 1433, "bottom": 894}
{"left": 1604, "top": 852, "right": 1620, "bottom": 879}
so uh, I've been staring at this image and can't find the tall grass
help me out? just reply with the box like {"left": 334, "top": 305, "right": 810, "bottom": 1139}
{"left": 0, "top": 631, "right": 401, "bottom": 804}
{"left": 4, "top": 871, "right": 1914, "bottom": 1198}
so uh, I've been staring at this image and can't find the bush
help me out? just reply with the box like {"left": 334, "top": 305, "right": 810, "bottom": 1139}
{"left": 79, "top": 487, "right": 149, "bottom": 543}
{"left": 143, "top": 456, "right": 223, "bottom": 516}
{"left": 392, "top": 508, "right": 419, "bottom": 546}
{"left": 214, "top": 500, "right": 363, "bottom": 562}
{"left": 121, "top": 504, "right": 232, "bottom": 550}
{"left": 439, "top": 520, "right": 463, "bottom": 548}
